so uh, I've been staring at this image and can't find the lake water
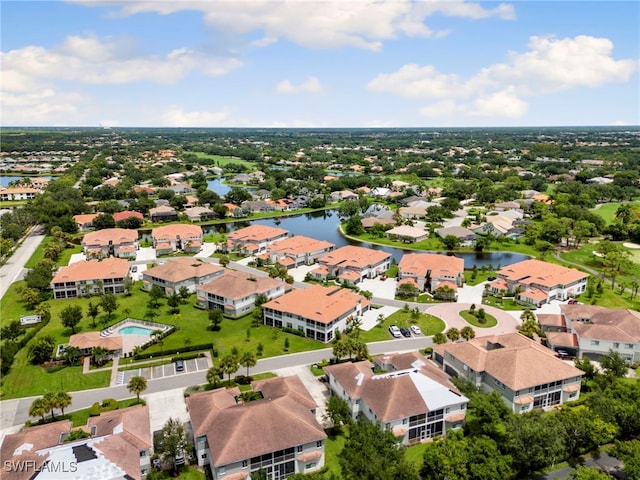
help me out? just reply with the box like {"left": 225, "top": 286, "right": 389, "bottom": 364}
{"left": 0, "top": 175, "right": 52, "bottom": 187}
{"left": 204, "top": 211, "right": 529, "bottom": 269}
{"left": 207, "top": 178, "right": 231, "bottom": 196}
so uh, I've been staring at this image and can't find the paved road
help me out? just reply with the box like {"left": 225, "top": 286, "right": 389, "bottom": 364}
{"left": 0, "top": 225, "right": 45, "bottom": 300}
{"left": 0, "top": 336, "right": 432, "bottom": 430}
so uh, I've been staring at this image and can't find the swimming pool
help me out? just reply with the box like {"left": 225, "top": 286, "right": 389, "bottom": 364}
{"left": 118, "top": 326, "right": 154, "bottom": 336}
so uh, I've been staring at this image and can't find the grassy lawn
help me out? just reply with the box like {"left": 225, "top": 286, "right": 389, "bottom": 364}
{"left": 415, "top": 294, "right": 443, "bottom": 304}
{"left": 482, "top": 295, "right": 526, "bottom": 311}
{"left": 23, "top": 236, "right": 82, "bottom": 269}
{"left": 405, "top": 442, "right": 429, "bottom": 469}
{"left": 459, "top": 309, "right": 497, "bottom": 328}
{"left": 0, "top": 281, "right": 326, "bottom": 398}
{"left": 559, "top": 243, "right": 640, "bottom": 288}
{"left": 177, "top": 466, "right": 206, "bottom": 480}
{"left": 324, "top": 430, "right": 346, "bottom": 478}
{"left": 193, "top": 152, "right": 256, "bottom": 168}
{"left": 590, "top": 201, "right": 640, "bottom": 225}
{"left": 360, "top": 310, "right": 445, "bottom": 342}
{"left": 68, "top": 398, "right": 144, "bottom": 427}
{"left": 575, "top": 285, "right": 640, "bottom": 310}
{"left": 463, "top": 269, "right": 496, "bottom": 286}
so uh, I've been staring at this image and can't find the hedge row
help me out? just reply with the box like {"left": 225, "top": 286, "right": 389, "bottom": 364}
{"left": 133, "top": 343, "right": 213, "bottom": 360}
{"left": 282, "top": 326, "right": 305, "bottom": 337}
{"left": 1, "top": 315, "right": 51, "bottom": 375}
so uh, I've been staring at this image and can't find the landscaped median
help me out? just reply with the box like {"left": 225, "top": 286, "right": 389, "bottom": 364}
{"left": 459, "top": 308, "right": 498, "bottom": 328}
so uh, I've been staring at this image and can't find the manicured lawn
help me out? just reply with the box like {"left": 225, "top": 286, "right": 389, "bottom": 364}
{"left": 177, "top": 466, "right": 206, "bottom": 480}
{"left": 590, "top": 201, "right": 640, "bottom": 225}
{"left": 463, "top": 269, "right": 496, "bottom": 286}
{"left": 193, "top": 152, "right": 256, "bottom": 168}
{"left": 459, "top": 309, "right": 497, "bottom": 328}
{"left": 482, "top": 295, "right": 527, "bottom": 311}
{"left": 0, "top": 281, "right": 326, "bottom": 398}
{"left": 560, "top": 243, "right": 640, "bottom": 288}
{"left": 24, "top": 236, "right": 81, "bottom": 269}
{"left": 360, "top": 310, "right": 445, "bottom": 342}
{"left": 405, "top": 442, "right": 429, "bottom": 469}
{"left": 324, "top": 430, "right": 346, "bottom": 478}
{"left": 68, "top": 398, "right": 144, "bottom": 427}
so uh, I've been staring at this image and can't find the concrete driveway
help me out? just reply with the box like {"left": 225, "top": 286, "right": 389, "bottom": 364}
{"left": 194, "top": 242, "right": 216, "bottom": 258}
{"left": 359, "top": 277, "right": 398, "bottom": 300}
{"left": 427, "top": 303, "right": 521, "bottom": 335}
{"left": 456, "top": 283, "right": 486, "bottom": 304}
{"left": 136, "top": 247, "right": 157, "bottom": 262}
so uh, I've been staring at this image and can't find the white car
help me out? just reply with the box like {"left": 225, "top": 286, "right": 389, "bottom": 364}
{"left": 411, "top": 325, "right": 422, "bottom": 336}
{"left": 388, "top": 325, "right": 402, "bottom": 338}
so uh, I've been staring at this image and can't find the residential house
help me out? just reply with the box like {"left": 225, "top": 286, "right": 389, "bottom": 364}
{"left": 398, "top": 206, "right": 427, "bottom": 219}
{"left": 113, "top": 210, "right": 144, "bottom": 224}
{"left": 265, "top": 235, "right": 335, "bottom": 268}
{"left": 188, "top": 376, "right": 326, "bottom": 479}
{"left": 152, "top": 224, "right": 203, "bottom": 254}
{"left": 242, "top": 200, "right": 275, "bottom": 213}
{"left": 226, "top": 224, "right": 289, "bottom": 254}
{"left": 325, "top": 352, "right": 468, "bottom": 445}
{"left": 69, "top": 331, "right": 123, "bottom": 358}
{"left": 197, "top": 269, "right": 286, "bottom": 318}
{"left": 363, "top": 203, "right": 394, "bottom": 220}
{"left": 494, "top": 201, "right": 522, "bottom": 212}
{"left": 262, "top": 284, "right": 370, "bottom": 343}
{"left": 0, "top": 406, "right": 152, "bottom": 480}
{"left": 51, "top": 258, "right": 130, "bottom": 299}
{"left": 330, "top": 190, "right": 359, "bottom": 202}
{"left": 432, "top": 333, "right": 584, "bottom": 413}
{"left": 488, "top": 259, "right": 588, "bottom": 307}
{"left": 0, "top": 187, "right": 39, "bottom": 201}
{"left": 81, "top": 228, "right": 138, "bottom": 258}
{"left": 435, "top": 226, "right": 478, "bottom": 247}
{"left": 370, "top": 187, "right": 391, "bottom": 198}
{"left": 544, "top": 305, "right": 640, "bottom": 363}
{"left": 149, "top": 205, "right": 178, "bottom": 222}
{"left": 361, "top": 217, "right": 397, "bottom": 229}
{"left": 143, "top": 257, "right": 224, "bottom": 295}
{"left": 385, "top": 225, "right": 429, "bottom": 243}
{"left": 311, "top": 245, "right": 391, "bottom": 285}
{"left": 398, "top": 253, "right": 464, "bottom": 292}
{"left": 73, "top": 213, "right": 99, "bottom": 231}
{"left": 185, "top": 206, "right": 216, "bottom": 222}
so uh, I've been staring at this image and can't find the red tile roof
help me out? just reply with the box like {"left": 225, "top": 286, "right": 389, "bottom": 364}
{"left": 52, "top": 258, "right": 130, "bottom": 284}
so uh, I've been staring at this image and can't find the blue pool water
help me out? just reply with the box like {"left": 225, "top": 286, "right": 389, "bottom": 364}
{"left": 118, "top": 326, "right": 154, "bottom": 336}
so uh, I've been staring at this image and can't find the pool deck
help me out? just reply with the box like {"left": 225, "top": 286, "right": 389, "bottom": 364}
{"left": 100, "top": 318, "right": 172, "bottom": 356}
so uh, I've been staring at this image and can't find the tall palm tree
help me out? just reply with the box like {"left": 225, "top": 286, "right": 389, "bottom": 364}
{"left": 219, "top": 355, "right": 239, "bottom": 385}
{"left": 207, "top": 365, "right": 223, "bottom": 388}
{"left": 91, "top": 346, "right": 109, "bottom": 367}
{"left": 460, "top": 326, "right": 476, "bottom": 341}
{"left": 55, "top": 391, "right": 72, "bottom": 416}
{"left": 239, "top": 351, "right": 257, "bottom": 378}
{"left": 29, "top": 397, "right": 48, "bottom": 423}
{"left": 127, "top": 376, "right": 147, "bottom": 401}
{"left": 43, "top": 392, "right": 56, "bottom": 421}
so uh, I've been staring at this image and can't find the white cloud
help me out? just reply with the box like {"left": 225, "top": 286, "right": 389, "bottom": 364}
{"left": 251, "top": 36, "right": 278, "bottom": 48}
{"left": 276, "top": 76, "right": 324, "bottom": 94}
{"left": 1, "top": 89, "right": 87, "bottom": 126}
{"left": 160, "top": 107, "right": 232, "bottom": 127}
{"left": 72, "top": 0, "right": 515, "bottom": 51}
{"left": 1, "top": 35, "right": 242, "bottom": 90}
{"left": 370, "top": 35, "right": 638, "bottom": 119}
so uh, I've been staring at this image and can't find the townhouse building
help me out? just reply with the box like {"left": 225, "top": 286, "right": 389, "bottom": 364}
{"left": 264, "top": 235, "right": 335, "bottom": 269}
{"left": 262, "top": 284, "right": 369, "bottom": 343}
{"left": 51, "top": 257, "right": 130, "bottom": 299}
{"left": 310, "top": 245, "right": 391, "bottom": 286}
{"left": 488, "top": 259, "right": 588, "bottom": 307}
{"left": 0, "top": 187, "right": 39, "bottom": 201}
{"left": 226, "top": 224, "right": 289, "bottom": 254}
{"left": 325, "top": 352, "right": 468, "bottom": 445}
{"left": 143, "top": 257, "right": 224, "bottom": 295}
{"left": 151, "top": 224, "right": 203, "bottom": 254}
{"left": 197, "top": 270, "right": 286, "bottom": 318}
{"left": 81, "top": 228, "right": 138, "bottom": 258}
{"left": 398, "top": 253, "right": 464, "bottom": 292}
{"left": 433, "top": 333, "right": 583, "bottom": 413}
{"left": 0, "top": 406, "right": 152, "bottom": 480}
{"left": 187, "top": 376, "right": 326, "bottom": 480}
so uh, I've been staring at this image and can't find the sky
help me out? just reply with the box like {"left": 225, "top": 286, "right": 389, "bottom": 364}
{"left": 1, "top": 0, "right": 639, "bottom": 128}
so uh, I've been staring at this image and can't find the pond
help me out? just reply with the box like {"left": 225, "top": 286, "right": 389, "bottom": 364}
{"left": 206, "top": 178, "right": 231, "bottom": 196}
{"left": 0, "top": 175, "right": 52, "bottom": 187}
{"left": 204, "top": 211, "right": 530, "bottom": 269}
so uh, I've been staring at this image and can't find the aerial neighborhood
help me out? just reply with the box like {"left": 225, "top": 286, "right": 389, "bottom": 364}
{"left": 0, "top": 127, "right": 639, "bottom": 480}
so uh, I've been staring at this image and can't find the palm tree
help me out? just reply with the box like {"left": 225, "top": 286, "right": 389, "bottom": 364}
{"left": 239, "top": 351, "right": 257, "bottom": 378}
{"left": 91, "top": 346, "right": 109, "bottom": 367}
{"left": 54, "top": 391, "right": 72, "bottom": 416}
{"left": 460, "top": 326, "right": 476, "bottom": 341}
{"left": 432, "top": 332, "right": 448, "bottom": 345}
{"left": 207, "top": 365, "right": 224, "bottom": 388}
{"left": 127, "top": 376, "right": 147, "bottom": 401}
{"left": 446, "top": 327, "right": 460, "bottom": 342}
{"left": 29, "top": 397, "right": 48, "bottom": 423}
{"left": 631, "top": 280, "right": 639, "bottom": 301}
{"left": 43, "top": 392, "right": 56, "bottom": 421}
{"left": 219, "top": 355, "right": 239, "bottom": 385}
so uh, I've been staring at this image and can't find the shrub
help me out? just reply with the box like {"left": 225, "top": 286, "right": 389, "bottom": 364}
{"left": 89, "top": 402, "right": 101, "bottom": 417}
{"left": 134, "top": 343, "right": 213, "bottom": 360}
{"left": 101, "top": 398, "right": 118, "bottom": 411}
{"left": 282, "top": 327, "right": 304, "bottom": 337}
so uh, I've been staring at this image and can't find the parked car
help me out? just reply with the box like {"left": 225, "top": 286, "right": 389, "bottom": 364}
{"left": 131, "top": 265, "right": 138, "bottom": 273}
{"left": 410, "top": 325, "right": 422, "bottom": 336}
{"left": 487, "top": 276, "right": 497, "bottom": 281}
{"left": 399, "top": 327, "right": 412, "bottom": 338}
{"left": 388, "top": 325, "right": 402, "bottom": 338}
{"left": 175, "top": 359, "right": 185, "bottom": 372}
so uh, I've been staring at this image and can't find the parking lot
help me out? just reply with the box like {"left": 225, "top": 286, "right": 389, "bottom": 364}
{"left": 119, "top": 356, "right": 209, "bottom": 385}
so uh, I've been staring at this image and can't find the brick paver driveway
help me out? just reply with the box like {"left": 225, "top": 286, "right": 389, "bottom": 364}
{"left": 427, "top": 303, "right": 520, "bottom": 335}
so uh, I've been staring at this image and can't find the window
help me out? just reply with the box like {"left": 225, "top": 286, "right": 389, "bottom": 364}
{"left": 242, "top": 460, "right": 248, "bottom": 468}
{"left": 297, "top": 446, "right": 303, "bottom": 453}
{"left": 590, "top": 340, "right": 600, "bottom": 346}
{"left": 201, "top": 454, "right": 207, "bottom": 459}
{"left": 316, "top": 440, "right": 323, "bottom": 448}
{"left": 613, "top": 342, "right": 620, "bottom": 349}
{"left": 626, "top": 344, "right": 634, "bottom": 349}
{"left": 306, "top": 462, "right": 317, "bottom": 470}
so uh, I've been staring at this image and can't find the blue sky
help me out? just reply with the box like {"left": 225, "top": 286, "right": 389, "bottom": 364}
{"left": 1, "top": 1, "right": 638, "bottom": 127}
